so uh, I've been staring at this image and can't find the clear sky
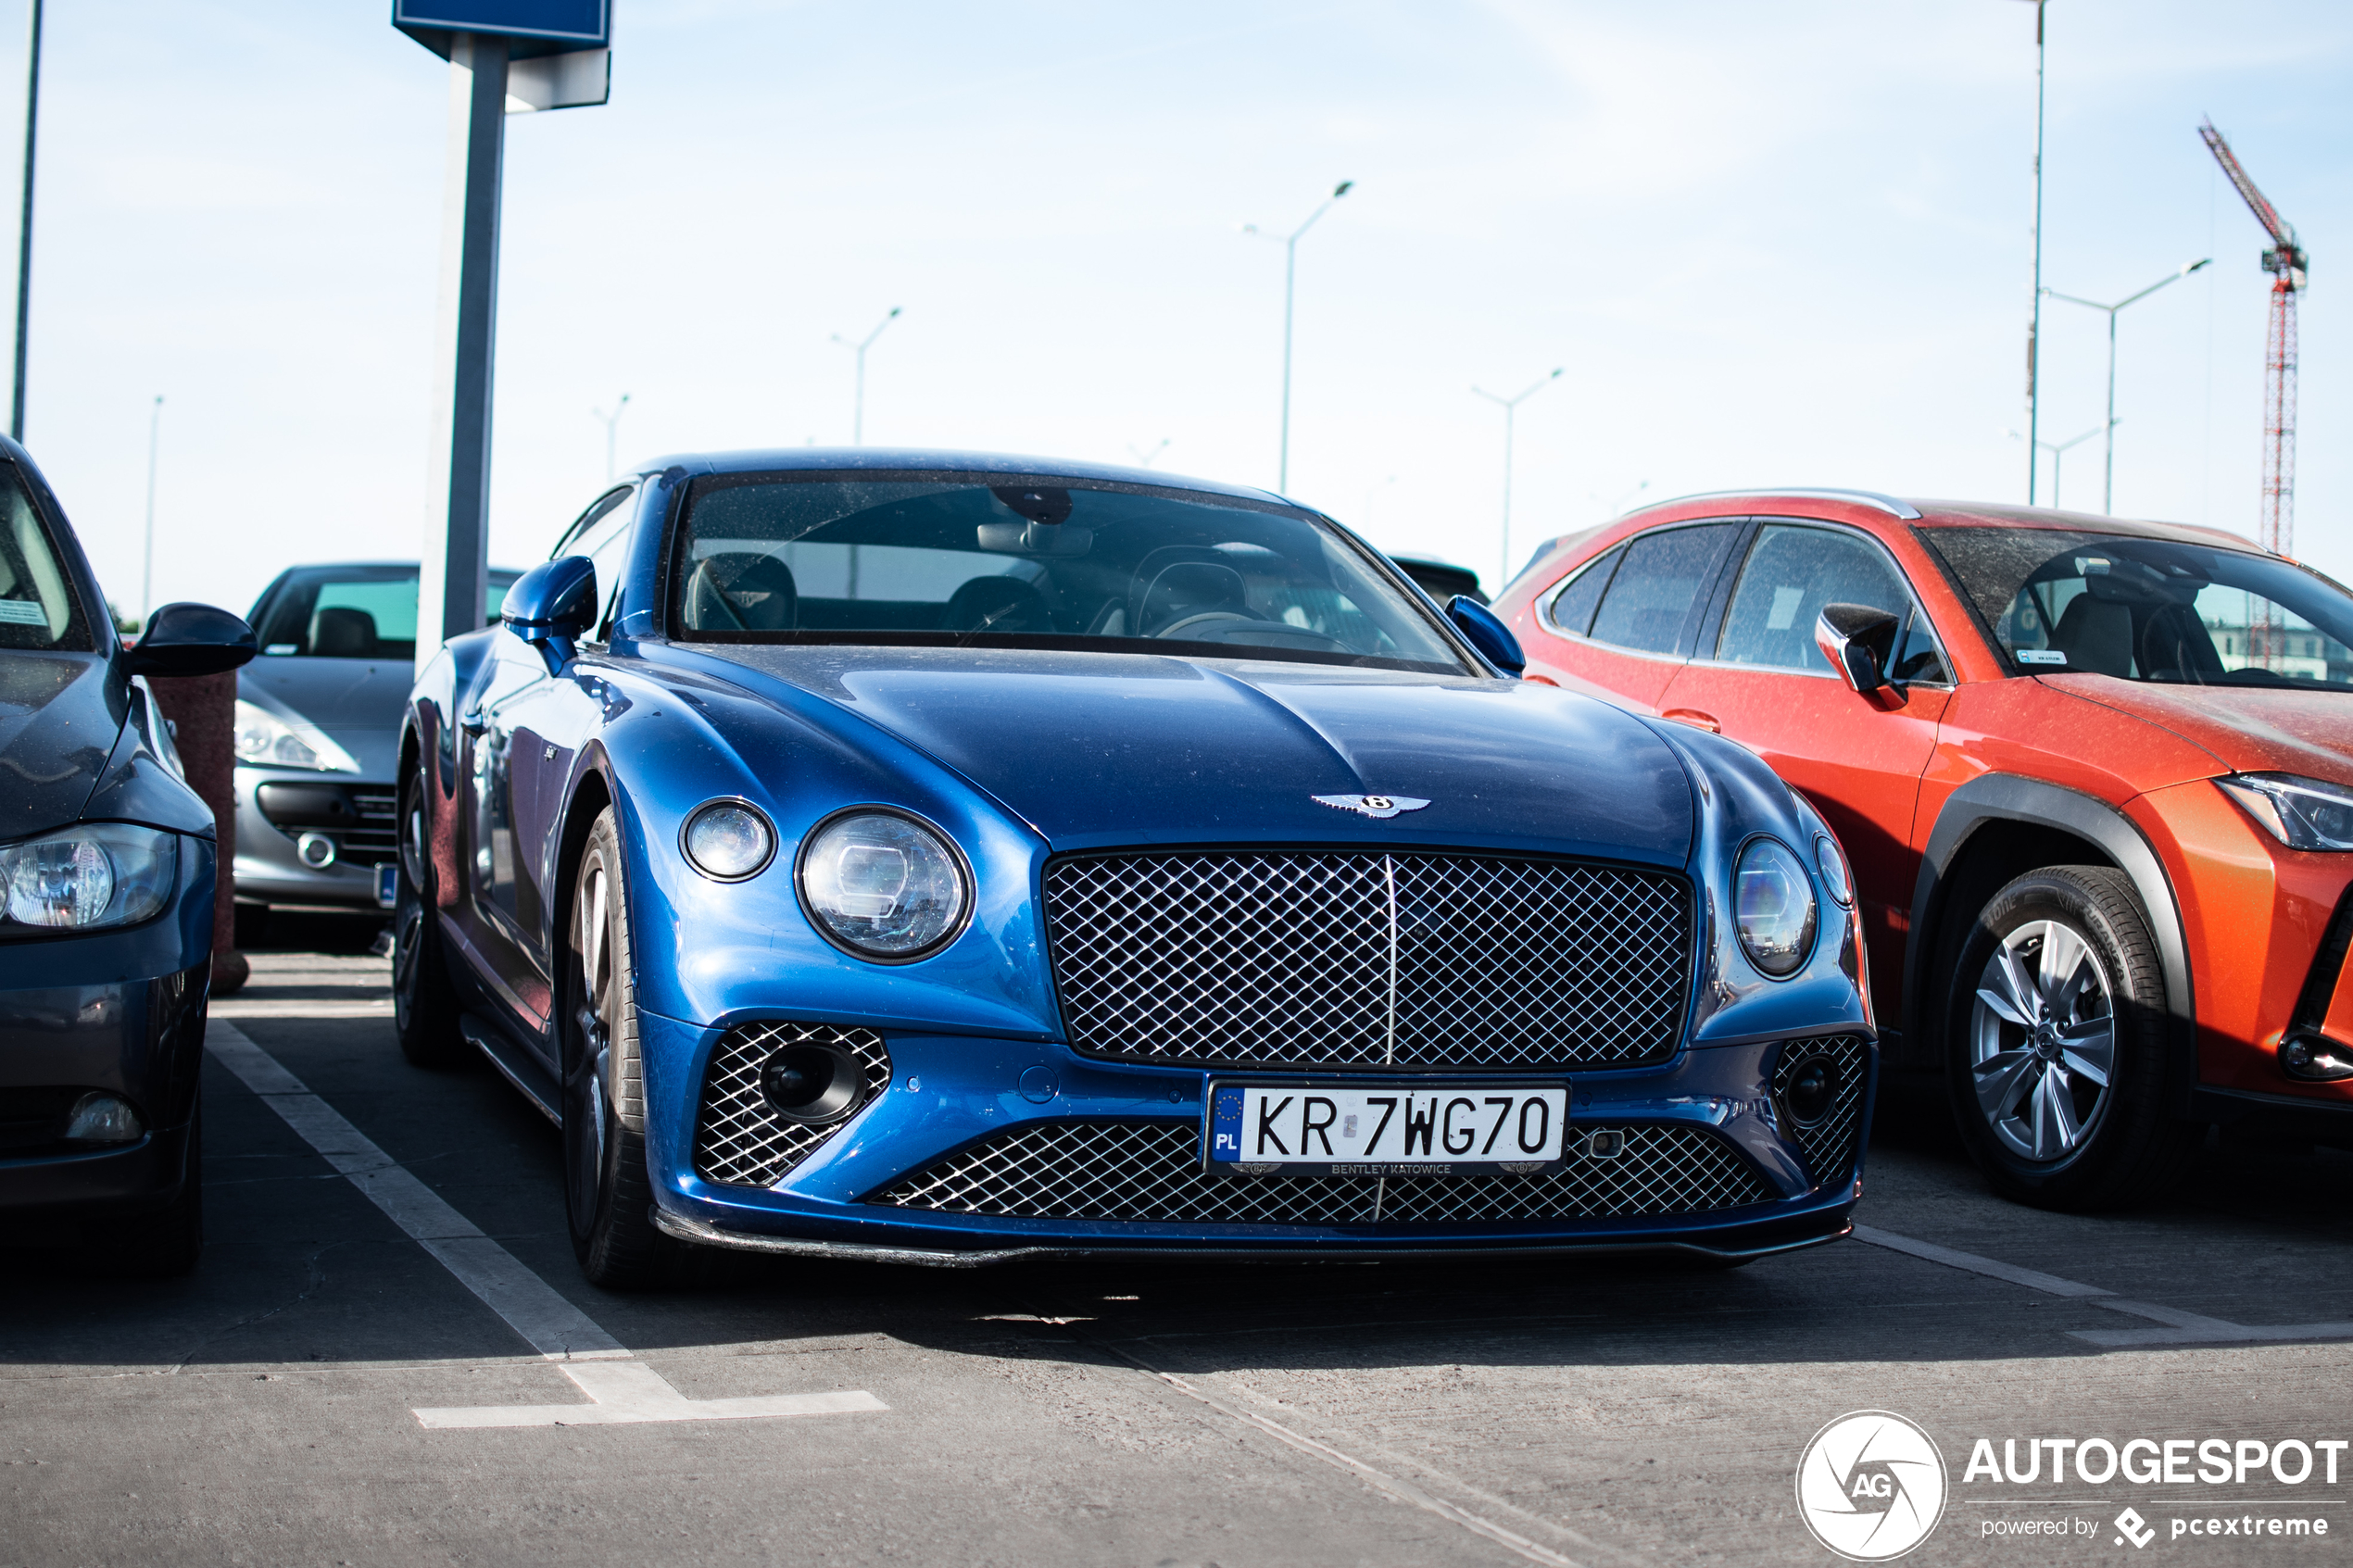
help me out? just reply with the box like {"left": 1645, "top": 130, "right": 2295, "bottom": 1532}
{"left": 7, "top": 0, "right": 2348, "bottom": 617}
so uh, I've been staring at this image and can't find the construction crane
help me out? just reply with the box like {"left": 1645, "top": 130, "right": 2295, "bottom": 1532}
{"left": 2199, "top": 117, "right": 2307, "bottom": 565}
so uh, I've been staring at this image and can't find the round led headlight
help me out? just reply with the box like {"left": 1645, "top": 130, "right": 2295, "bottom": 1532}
{"left": 1733, "top": 837, "right": 1817, "bottom": 979}
{"left": 1814, "top": 833, "right": 1854, "bottom": 907}
{"left": 681, "top": 800, "right": 775, "bottom": 882}
{"left": 797, "top": 810, "right": 969, "bottom": 961}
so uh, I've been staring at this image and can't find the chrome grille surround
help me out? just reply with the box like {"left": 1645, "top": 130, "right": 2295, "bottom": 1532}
{"left": 867, "top": 1118, "right": 1772, "bottom": 1225}
{"left": 1044, "top": 851, "right": 1692, "bottom": 1071}
{"left": 693, "top": 1021, "right": 893, "bottom": 1188}
{"left": 1771, "top": 1034, "right": 1870, "bottom": 1188}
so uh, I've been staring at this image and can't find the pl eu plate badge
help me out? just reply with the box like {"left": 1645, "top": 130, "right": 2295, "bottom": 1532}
{"left": 1204, "top": 1081, "right": 1569, "bottom": 1178}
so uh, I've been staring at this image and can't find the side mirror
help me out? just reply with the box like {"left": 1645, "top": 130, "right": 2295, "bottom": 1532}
{"left": 125, "top": 602, "right": 258, "bottom": 678}
{"left": 1816, "top": 602, "right": 1902, "bottom": 697}
{"left": 503, "top": 555, "right": 598, "bottom": 673}
{"left": 1446, "top": 595, "right": 1526, "bottom": 677}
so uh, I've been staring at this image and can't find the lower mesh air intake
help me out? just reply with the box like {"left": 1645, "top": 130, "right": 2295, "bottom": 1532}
{"left": 1771, "top": 1034, "right": 1870, "bottom": 1187}
{"left": 866, "top": 1119, "right": 1774, "bottom": 1224}
{"left": 693, "top": 1021, "right": 892, "bottom": 1188}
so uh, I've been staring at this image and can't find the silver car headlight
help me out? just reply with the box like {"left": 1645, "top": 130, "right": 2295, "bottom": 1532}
{"left": 0, "top": 823, "right": 179, "bottom": 932}
{"left": 682, "top": 799, "right": 776, "bottom": 881}
{"left": 797, "top": 810, "right": 969, "bottom": 960}
{"left": 233, "top": 698, "right": 360, "bottom": 773}
{"left": 2217, "top": 772, "right": 2353, "bottom": 851}
{"left": 1733, "top": 837, "right": 1817, "bottom": 979}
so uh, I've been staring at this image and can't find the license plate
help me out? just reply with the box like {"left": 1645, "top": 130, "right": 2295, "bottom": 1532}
{"left": 1204, "top": 1082, "right": 1570, "bottom": 1177}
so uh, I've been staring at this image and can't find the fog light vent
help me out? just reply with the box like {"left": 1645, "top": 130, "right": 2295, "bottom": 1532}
{"left": 296, "top": 831, "right": 337, "bottom": 869}
{"left": 2281, "top": 1035, "right": 2353, "bottom": 1082}
{"left": 1583, "top": 1129, "right": 1626, "bottom": 1159}
{"left": 63, "top": 1091, "right": 144, "bottom": 1144}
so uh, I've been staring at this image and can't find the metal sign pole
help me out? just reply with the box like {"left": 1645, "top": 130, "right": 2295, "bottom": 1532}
{"left": 417, "top": 31, "right": 507, "bottom": 675}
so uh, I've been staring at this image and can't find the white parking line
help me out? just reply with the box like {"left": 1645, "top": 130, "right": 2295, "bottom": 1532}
{"left": 1851, "top": 1223, "right": 2353, "bottom": 1348}
{"left": 206, "top": 1021, "right": 887, "bottom": 1430}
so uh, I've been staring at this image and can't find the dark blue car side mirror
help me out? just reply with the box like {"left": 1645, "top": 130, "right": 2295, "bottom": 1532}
{"left": 503, "top": 555, "right": 598, "bottom": 673}
{"left": 125, "top": 602, "right": 258, "bottom": 678}
{"left": 1446, "top": 595, "right": 1526, "bottom": 677}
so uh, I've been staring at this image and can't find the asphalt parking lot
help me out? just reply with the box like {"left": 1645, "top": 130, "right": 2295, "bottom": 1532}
{"left": 6, "top": 915, "right": 2350, "bottom": 1568}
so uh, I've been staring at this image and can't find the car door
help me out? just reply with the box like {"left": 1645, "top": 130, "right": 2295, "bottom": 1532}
{"left": 458, "top": 485, "right": 639, "bottom": 1039}
{"left": 1521, "top": 521, "right": 1745, "bottom": 712}
{"left": 1655, "top": 520, "right": 1954, "bottom": 1012}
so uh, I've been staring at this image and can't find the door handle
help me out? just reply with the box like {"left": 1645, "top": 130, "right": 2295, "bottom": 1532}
{"left": 1661, "top": 708, "right": 1720, "bottom": 734}
{"left": 459, "top": 708, "right": 487, "bottom": 736}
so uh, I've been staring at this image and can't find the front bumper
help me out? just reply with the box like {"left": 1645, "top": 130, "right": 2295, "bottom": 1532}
{"left": 635, "top": 1012, "right": 1874, "bottom": 1261}
{"left": 233, "top": 765, "right": 396, "bottom": 908}
{"left": 0, "top": 839, "right": 214, "bottom": 1223}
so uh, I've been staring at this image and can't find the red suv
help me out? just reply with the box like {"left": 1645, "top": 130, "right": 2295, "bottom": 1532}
{"left": 1496, "top": 489, "right": 2353, "bottom": 1210}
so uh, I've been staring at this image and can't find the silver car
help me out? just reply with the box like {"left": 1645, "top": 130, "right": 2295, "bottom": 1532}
{"left": 234, "top": 562, "right": 517, "bottom": 913}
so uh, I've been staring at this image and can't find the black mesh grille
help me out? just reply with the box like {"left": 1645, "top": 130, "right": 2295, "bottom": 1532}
{"left": 1772, "top": 1034, "right": 1870, "bottom": 1188}
{"left": 693, "top": 1021, "right": 893, "bottom": 1188}
{"left": 867, "top": 1119, "right": 1771, "bottom": 1224}
{"left": 1044, "top": 851, "right": 1690, "bottom": 1071}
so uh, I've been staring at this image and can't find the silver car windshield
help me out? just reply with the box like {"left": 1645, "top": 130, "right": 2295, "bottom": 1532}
{"left": 669, "top": 473, "right": 1467, "bottom": 674}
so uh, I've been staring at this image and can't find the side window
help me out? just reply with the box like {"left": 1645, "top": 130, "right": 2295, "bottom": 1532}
{"left": 559, "top": 486, "right": 637, "bottom": 640}
{"left": 1541, "top": 544, "right": 1624, "bottom": 638}
{"left": 1586, "top": 524, "right": 1737, "bottom": 656}
{"left": 1892, "top": 608, "right": 1951, "bottom": 684}
{"left": 1716, "top": 524, "right": 1923, "bottom": 673}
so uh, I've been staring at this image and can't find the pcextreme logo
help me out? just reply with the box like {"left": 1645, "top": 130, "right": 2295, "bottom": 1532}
{"left": 1796, "top": 1411, "right": 1949, "bottom": 1562}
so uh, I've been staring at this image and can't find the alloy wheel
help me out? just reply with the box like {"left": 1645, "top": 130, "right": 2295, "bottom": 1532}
{"left": 565, "top": 859, "right": 615, "bottom": 1224}
{"left": 1968, "top": 918, "right": 2118, "bottom": 1162}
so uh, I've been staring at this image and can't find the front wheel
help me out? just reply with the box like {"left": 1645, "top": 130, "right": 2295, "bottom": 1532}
{"left": 1944, "top": 865, "right": 2198, "bottom": 1211}
{"left": 562, "top": 808, "right": 694, "bottom": 1287}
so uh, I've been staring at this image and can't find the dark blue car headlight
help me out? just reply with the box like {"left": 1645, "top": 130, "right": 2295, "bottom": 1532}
{"left": 1733, "top": 836, "right": 1817, "bottom": 978}
{"left": 1, "top": 823, "right": 178, "bottom": 932}
{"left": 796, "top": 809, "right": 970, "bottom": 961}
{"left": 682, "top": 799, "right": 777, "bottom": 881}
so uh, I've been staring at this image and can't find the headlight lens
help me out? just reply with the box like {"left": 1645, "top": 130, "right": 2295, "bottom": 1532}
{"left": 799, "top": 811, "right": 968, "bottom": 960}
{"left": 2217, "top": 772, "right": 2353, "bottom": 851}
{"left": 233, "top": 698, "right": 359, "bottom": 773}
{"left": 1, "top": 823, "right": 178, "bottom": 932}
{"left": 1814, "top": 833, "right": 1854, "bottom": 906}
{"left": 1733, "top": 837, "right": 1817, "bottom": 978}
{"left": 682, "top": 800, "right": 775, "bottom": 881}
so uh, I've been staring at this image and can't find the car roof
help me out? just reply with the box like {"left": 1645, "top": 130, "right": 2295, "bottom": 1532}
{"left": 1596, "top": 490, "right": 2265, "bottom": 555}
{"left": 631, "top": 445, "right": 1295, "bottom": 509}
{"left": 1901, "top": 500, "right": 2264, "bottom": 554}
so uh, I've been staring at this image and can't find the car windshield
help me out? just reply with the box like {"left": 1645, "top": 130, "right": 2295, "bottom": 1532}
{"left": 669, "top": 473, "right": 1467, "bottom": 673}
{"left": 0, "top": 467, "right": 90, "bottom": 652}
{"left": 1923, "top": 526, "right": 2353, "bottom": 690}
{"left": 249, "top": 567, "right": 517, "bottom": 660}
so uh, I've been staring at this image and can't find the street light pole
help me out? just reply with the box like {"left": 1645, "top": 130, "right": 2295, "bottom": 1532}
{"left": 10, "top": 0, "right": 40, "bottom": 443}
{"left": 141, "top": 395, "right": 161, "bottom": 619}
{"left": 1471, "top": 368, "right": 1561, "bottom": 592}
{"left": 2037, "top": 424, "right": 2103, "bottom": 510}
{"left": 2041, "top": 258, "right": 2209, "bottom": 512}
{"left": 593, "top": 392, "right": 630, "bottom": 482}
{"left": 831, "top": 307, "right": 900, "bottom": 446}
{"left": 1242, "top": 180, "right": 1353, "bottom": 493}
{"left": 2023, "top": 0, "right": 2046, "bottom": 504}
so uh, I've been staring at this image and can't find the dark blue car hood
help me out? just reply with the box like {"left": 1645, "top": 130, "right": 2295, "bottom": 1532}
{"left": 698, "top": 646, "right": 1694, "bottom": 863}
{"left": 1, "top": 652, "right": 121, "bottom": 840}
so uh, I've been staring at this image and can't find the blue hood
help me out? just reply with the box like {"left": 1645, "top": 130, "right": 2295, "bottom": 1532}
{"left": 693, "top": 646, "right": 1694, "bottom": 863}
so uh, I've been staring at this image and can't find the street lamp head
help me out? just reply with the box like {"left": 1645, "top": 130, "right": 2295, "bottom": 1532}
{"left": 2183, "top": 257, "right": 2213, "bottom": 275}
{"left": 887, "top": 306, "right": 902, "bottom": 318}
{"left": 1332, "top": 180, "right": 1354, "bottom": 198}
{"left": 1548, "top": 367, "right": 1563, "bottom": 379}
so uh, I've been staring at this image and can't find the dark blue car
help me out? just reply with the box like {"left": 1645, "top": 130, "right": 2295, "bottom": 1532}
{"left": 395, "top": 449, "right": 1874, "bottom": 1286}
{"left": 0, "top": 436, "right": 255, "bottom": 1274}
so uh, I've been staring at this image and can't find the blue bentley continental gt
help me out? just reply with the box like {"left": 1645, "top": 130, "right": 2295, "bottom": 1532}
{"left": 395, "top": 450, "right": 1875, "bottom": 1285}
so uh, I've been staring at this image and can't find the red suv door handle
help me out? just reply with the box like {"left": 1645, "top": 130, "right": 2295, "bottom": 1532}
{"left": 1662, "top": 708, "right": 1720, "bottom": 734}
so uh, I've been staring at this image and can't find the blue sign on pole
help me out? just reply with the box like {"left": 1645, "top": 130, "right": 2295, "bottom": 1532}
{"left": 394, "top": 0, "right": 608, "bottom": 60}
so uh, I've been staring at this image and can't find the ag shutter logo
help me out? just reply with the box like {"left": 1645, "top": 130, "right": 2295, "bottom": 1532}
{"left": 1796, "top": 1411, "right": 1949, "bottom": 1561}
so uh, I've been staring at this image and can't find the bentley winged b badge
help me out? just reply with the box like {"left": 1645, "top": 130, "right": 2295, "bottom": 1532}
{"left": 1313, "top": 794, "right": 1431, "bottom": 820}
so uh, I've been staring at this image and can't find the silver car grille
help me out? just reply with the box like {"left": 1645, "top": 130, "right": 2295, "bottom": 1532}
{"left": 867, "top": 1119, "right": 1771, "bottom": 1225}
{"left": 1771, "top": 1034, "right": 1870, "bottom": 1188}
{"left": 1044, "top": 851, "right": 1691, "bottom": 1071}
{"left": 693, "top": 1021, "right": 893, "bottom": 1188}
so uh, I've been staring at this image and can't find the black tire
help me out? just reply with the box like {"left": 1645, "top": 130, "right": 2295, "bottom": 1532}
{"left": 562, "top": 808, "right": 695, "bottom": 1288}
{"left": 392, "top": 765, "right": 468, "bottom": 1068}
{"left": 1944, "top": 865, "right": 2198, "bottom": 1210}
{"left": 89, "top": 1100, "right": 203, "bottom": 1278}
